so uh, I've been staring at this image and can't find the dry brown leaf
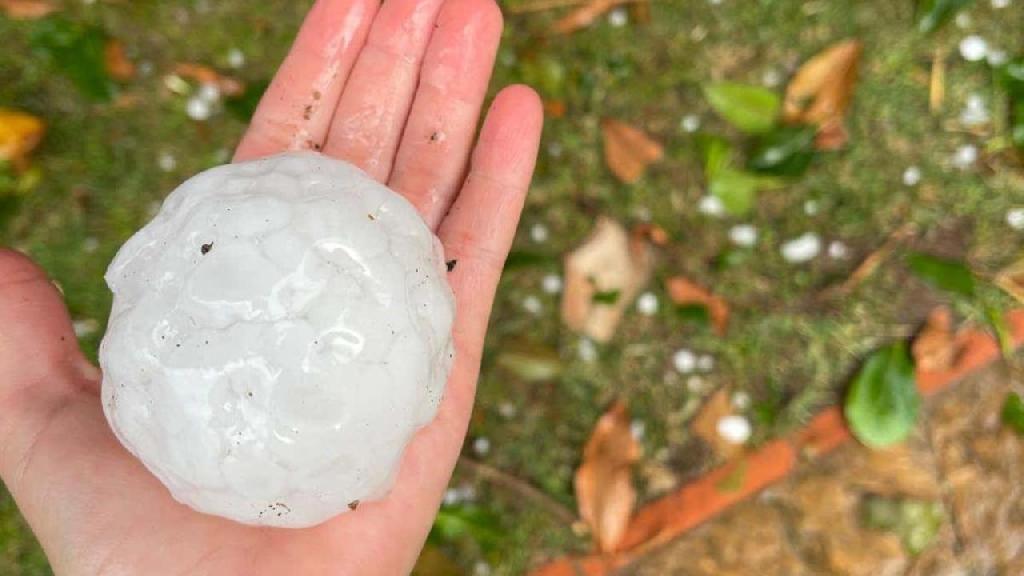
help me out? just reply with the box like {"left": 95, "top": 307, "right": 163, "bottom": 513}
{"left": 996, "top": 258, "right": 1024, "bottom": 305}
{"left": 601, "top": 118, "right": 663, "bottom": 184}
{"left": 783, "top": 39, "right": 863, "bottom": 149}
{"left": 562, "top": 218, "right": 653, "bottom": 342}
{"left": 912, "top": 307, "right": 957, "bottom": 372}
{"left": 0, "top": 0, "right": 58, "bottom": 19}
{"left": 665, "top": 277, "right": 730, "bottom": 336}
{"left": 104, "top": 40, "right": 136, "bottom": 81}
{"left": 574, "top": 401, "right": 641, "bottom": 553}
{"left": 554, "top": 0, "right": 621, "bottom": 34}
{"left": 690, "top": 389, "right": 744, "bottom": 460}
{"left": 0, "top": 108, "right": 45, "bottom": 171}
{"left": 173, "top": 63, "right": 246, "bottom": 97}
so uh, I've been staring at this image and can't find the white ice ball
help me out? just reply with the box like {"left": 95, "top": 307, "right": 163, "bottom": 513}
{"left": 100, "top": 152, "right": 456, "bottom": 528}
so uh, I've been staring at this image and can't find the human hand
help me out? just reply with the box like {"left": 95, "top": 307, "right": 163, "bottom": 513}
{"left": 0, "top": 0, "right": 542, "bottom": 573}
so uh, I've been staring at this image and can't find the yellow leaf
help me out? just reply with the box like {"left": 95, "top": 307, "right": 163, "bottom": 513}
{"left": 0, "top": 108, "right": 45, "bottom": 170}
{"left": 601, "top": 118, "right": 664, "bottom": 184}
{"left": 574, "top": 401, "right": 641, "bottom": 552}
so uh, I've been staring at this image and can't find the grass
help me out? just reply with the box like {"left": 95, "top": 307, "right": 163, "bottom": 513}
{"left": 2, "top": 0, "right": 1024, "bottom": 573}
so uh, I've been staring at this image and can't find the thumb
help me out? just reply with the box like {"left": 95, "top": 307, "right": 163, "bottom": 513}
{"left": 0, "top": 248, "right": 98, "bottom": 393}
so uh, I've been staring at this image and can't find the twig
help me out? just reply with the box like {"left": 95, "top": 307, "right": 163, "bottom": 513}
{"left": 929, "top": 48, "right": 946, "bottom": 114}
{"left": 457, "top": 457, "right": 578, "bottom": 526}
{"left": 506, "top": 0, "right": 649, "bottom": 14}
{"left": 818, "top": 222, "right": 918, "bottom": 301}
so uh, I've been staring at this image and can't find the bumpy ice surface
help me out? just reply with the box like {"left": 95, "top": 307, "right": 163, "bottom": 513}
{"left": 100, "top": 152, "right": 455, "bottom": 528}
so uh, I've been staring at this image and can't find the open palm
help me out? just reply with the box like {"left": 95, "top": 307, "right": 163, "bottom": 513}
{"left": 0, "top": 0, "right": 542, "bottom": 574}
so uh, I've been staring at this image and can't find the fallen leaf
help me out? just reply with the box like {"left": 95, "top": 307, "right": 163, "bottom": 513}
{"left": 1003, "top": 392, "right": 1024, "bottom": 434}
{"left": 631, "top": 223, "right": 669, "bottom": 246}
{"left": 0, "top": 108, "right": 45, "bottom": 171}
{"left": 104, "top": 39, "right": 135, "bottom": 81}
{"left": 906, "top": 252, "right": 975, "bottom": 297}
{"left": 174, "top": 62, "right": 246, "bottom": 97}
{"left": 691, "top": 388, "right": 745, "bottom": 460}
{"left": 783, "top": 39, "right": 863, "bottom": 149}
{"left": 845, "top": 343, "right": 920, "bottom": 449}
{"left": 996, "top": 257, "right": 1024, "bottom": 305}
{"left": 574, "top": 401, "right": 641, "bottom": 552}
{"left": 0, "top": 0, "right": 58, "bottom": 19}
{"left": 554, "top": 0, "right": 623, "bottom": 34}
{"left": 601, "top": 118, "right": 663, "bottom": 184}
{"left": 665, "top": 277, "right": 729, "bottom": 335}
{"left": 912, "top": 307, "right": 957, "bottom": 372}
{"left": 562, "top": 218, "right": 653, "bottom": 342}
{"left": 929, "top": 49, "right": 946, "bottom": 113}
{"left": 703, "top": 82, "right": 781, "bottom": 134}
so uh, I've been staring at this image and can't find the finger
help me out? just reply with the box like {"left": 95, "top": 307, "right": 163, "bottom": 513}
{"left": 321, "top": 0, "right": 448, "bottom": 180}
{"left": 234, "top": 0, "right": 380, "bottom": 161}
{"left": 387, "top": 0, "right": 503, "bottom": 230}
{"left": 439, "top": 85, "right": 543, "bottom": 374}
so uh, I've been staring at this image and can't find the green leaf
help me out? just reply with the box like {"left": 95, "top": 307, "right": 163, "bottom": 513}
{"left": 697, "top": 134, "right": 735, "bottom": 179}
{"left": 906, "top": 252, "right": 976, "bottom": 297}
{"left": 592, "top": 289, "right": 622, "bottom": 305}
{"left": 675, "top": 303, "right": 711, "bottom": 326}
{"left": 862, "top": 496, "right": 944, "bottom": 555}
{"left": 1012, "top": 99, "right": 1024, "bottom": 151}
{"left": 747, "top": 125, "right": 818, "bottom": 176}
{"left": 703, "top": 82, "right": 781, "bottom": 134}
{"left": 225, "top": 79, "right": 269, "bottom": 122}
{"left": 997, "top": 57, "right": 1024, "bottom": 97}
{"left": 503, "top": 250, "right": 555, "bottom": 270}
{"left": 496, "top": 347, "right": 562, "bottom": 382}
{"left": 985, "top": 306, "right": 1014, "bottom": 359}
{"left": 916, "top": 0, "right": 974, "bottom": 34}
{"left": 428, "top": 505, "right": 502, "bottom": 552}
{"left": 1003, "top": 392, "right": 1024, "bottom": 434}
{"left": 845, "top": 343, "right": 921, "bottom": 448}
{"left": 30, "top": 17, "right": 114, "bottom": 102}
{"left": 709, "top": 168, "right": 782, "bottom": 217}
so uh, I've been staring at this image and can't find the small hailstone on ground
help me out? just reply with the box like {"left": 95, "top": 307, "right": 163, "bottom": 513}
{"left": 698, "top": 195, "right": 725, "bottom": 217}
{"left": 1006, "top": 208, "right": 1024, "bottom": 230}
{"left": 762, "top": 68, "right": 782, "bottom": 88}
{"left": 987, "top": 49, "right": 1009, "bottom": 66}
{"left": 902, "top": 165, "right": 922, "bottom": 187}
{"left": 729, "top": 224, "right": 758, "bottom": 247}
{"left": 828, "top": 240, "right": 850, "bottom": 260}
{"left": 473, "top": 562, "right": 492, "bottom": 576}
{"left": 158, "top": 151, "right": 177, "bottom": 172}
{"left": 954, "top": 12, "right": 972, "bottom": 28}
{"left": 608, "top": 7, "right": 628, "bottom": 27}
{"left": 185, "top": 96, "right": 213, "bottom": 121}
{"left": 73, "top": 319, "right": 99, "bottom": 338}
{"left": 542, "top": 274, "right": 563, "bottom": 294}
{"left": 960, "top": 94, "right": 989, "bottom": 126}
{"left": 673, "top": 348, "right": 698, "bottom": 374}
{"left": 197, "top": 82, "right": 222, "bottom": 104}
{"left": 992, "top": 0, "right": 1011, "bottom": 8}
{"left": 227, "top": 48, "right": 246, "bottom": 69}
{"left": 959, "top": 35, "right": 988, "bottom": 62}
{"left": 686, "top": 375, "right": 707, "bottom": 394}
{"left": 636, "top": 292, "right": 659, "bottom": 316}
{"left": 953, "top": 144, "right": 979, "bottom": 169}
{"left": 456, "top": 484, "right": 477, "bottom": 502}
{"left": 82, "top": 237, "right": 100, "bottom": 253}
{"left": 708, "top": 0, "right": 723, "bottom": 5}
{"left": 473, "top": 437, "right": 491, "bottom": 456}
{"left": 443, "top": 488, "right": 461, "bottom": 506}
{"left": 498, "top": 402, "right": 517, "bottom": 419}
{"left": 804, "top": 200, "right": 820, "bottom": 216}
{"left": 578, "top": 338, "right": 598, "bottom": 363}
{"left": 697, "top": 354, "right": 715, "bottom": 373}
{"left": 522, "top": 295, "right": 542, "bottom": 315}
{"left": 630, "top": 420, "right": 646, "bottom": 441}
{"left": 680, "top": 114, "right": 701, "bottom": 133}
{"left": 716, "top": 415, "right": 752, "bottom": 445}
{"left": 530, "top": 222, "right": 549, "bottom": 243}
{"left": 781, "top": 233, "right": 822, "bottom": 263}
{"left": 732, "top": 391, "right": 751, "bottom": 410}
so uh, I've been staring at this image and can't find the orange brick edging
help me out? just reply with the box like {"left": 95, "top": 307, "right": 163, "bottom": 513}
{"left": 528, "top": 309, "right": 1024, "bottom": 576}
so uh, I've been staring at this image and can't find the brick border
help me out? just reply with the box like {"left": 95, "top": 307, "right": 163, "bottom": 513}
{"left": 529, "top": 310, "right": 1024, "bottom": 576}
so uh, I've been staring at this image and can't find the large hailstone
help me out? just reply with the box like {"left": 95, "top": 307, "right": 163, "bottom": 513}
{"left": 100, "top": 152, "right": 455, "bottom": 528}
